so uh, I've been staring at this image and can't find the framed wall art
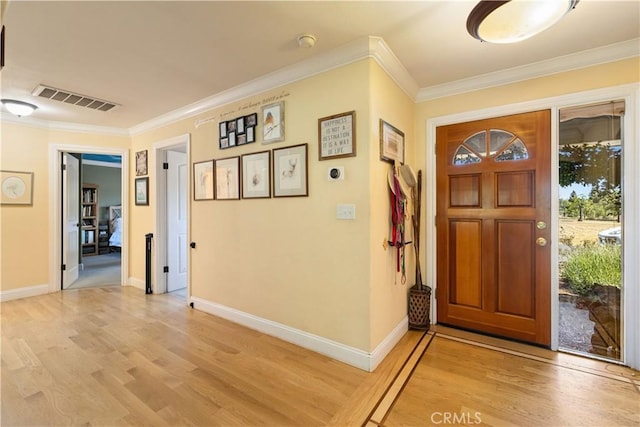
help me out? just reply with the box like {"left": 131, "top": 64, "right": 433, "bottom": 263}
{"left": 1, "top": 170, "right": 33, "bottom": 205}
{"left": 273, "top": 143, "right": 308, "bottom": 197}
{"left": 318, "top": 110, "right": 356, "bottom": 160}
{"left": 135, "top": 150, "right": 148, "bottom": 176}
{"left": 379, "top": 119, "right": 404, "bottom": 164}
{"left": 193, "top": 160, "right": 214, "bottom": 201}
{"left": 241, "top": 151, "right": 271, "bottom": 199}
{"left": 215, "top": 156, "right": 240, "bottom": 200}
{"left": 262, "top": 101, "right": 285, "bottom": 144}
{"left": 135, "top": 177, "right": 149, "bottom": 206}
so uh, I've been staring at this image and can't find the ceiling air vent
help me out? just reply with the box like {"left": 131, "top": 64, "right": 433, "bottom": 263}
{"left": 32, "top": 85, "right": 119, "bottom": 112}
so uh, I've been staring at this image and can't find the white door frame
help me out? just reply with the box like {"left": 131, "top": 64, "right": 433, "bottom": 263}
{"left": 152, "top": 134, "right": 190, "bottom": 298}
{"left": 426, "top": 83, "right": 639, "bottom": 369}
{"left": 49, "top": 144, "right": 129, "bottom": 293}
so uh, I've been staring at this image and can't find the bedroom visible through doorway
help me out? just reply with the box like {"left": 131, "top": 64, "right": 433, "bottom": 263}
{"left": 62, "top": 152, "right": 123, "bottom": 290}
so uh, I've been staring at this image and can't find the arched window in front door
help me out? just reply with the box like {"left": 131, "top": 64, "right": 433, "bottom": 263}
{"left": 453, "top": 129, "right": 529, "bottom": 165}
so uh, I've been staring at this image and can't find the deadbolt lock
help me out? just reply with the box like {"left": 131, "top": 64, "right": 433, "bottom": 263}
{"left": 536, "top": 221, "right": 547, "bottom": 230}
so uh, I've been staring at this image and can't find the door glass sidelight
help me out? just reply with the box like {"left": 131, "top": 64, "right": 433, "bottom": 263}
{"left": 558, "top": 101, "right": 624, "bottom": 361}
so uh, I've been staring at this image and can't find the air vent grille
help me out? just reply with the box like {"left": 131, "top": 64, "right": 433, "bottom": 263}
{"left": 32, "top": 85, "right": 119, "bottom": 112}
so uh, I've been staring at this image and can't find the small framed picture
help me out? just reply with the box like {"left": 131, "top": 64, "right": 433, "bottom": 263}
{"left": 237, "top": 116, "right": 246, "bottom": 134}
{"left": 220, "top": 137, "right": 229, "bottom": 149}
{"left": 135, "top": 177, "right": 149, "bottom": 206}
{"left": 228, "top": 120, "right": 237, "bottom": 133}
{"left": 215, "top": 156, "right": 240, "bottom": 200}
{"left": 219, "top": 121, "right": 228, "bottom": 138}
{"left": 318, "top": 110, "right": 356, "bottom": 160}
{"left": 262, "top": 101, "right": 285, "bottom": 144}
{"left": 237, "top": 134, "right": 247, "bottom": 145}
{"left": 273, "top": 143, "right": 308, "bottom": 198}
{"left": 228, "top": 131, "right": 237, "bottom": 147}
{"left": 193, "top": 160, "right": 214, "bottom": 201}
{"left": 246, "top": 113, "right": 257, "bottom": 127}
{"left": 242, "top": 151, "right": 271, "bottom": 199}
{"left": 1, "top": 170, "right": 33, "bottom": 205}
{"left": 246, "top": 126, "right": 255, "bottom": 143}
{"left": 135, "top": 150, "right": 148, "bottom": 176}
{"left": 380, "top": 119, "right": 404, "bottom": 164}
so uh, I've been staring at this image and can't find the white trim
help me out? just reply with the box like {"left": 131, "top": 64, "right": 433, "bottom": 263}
{"left": 370, "top": 316, "right": 409, "bottom": 371}
{"left": 426, "top": 83, "right": 639, "bottom": 370}
{"left": 0, "top": 113, "right": 129, "bottom": 137}
{"left": 0, "top": 284, "right": 49, "bottom": 302}
{"left": 417, "top": 39, "right": 640, "bottom": 102}
{"left": 127, "top": 277, "right": 145, "bottom": 291}
{"left": 130, "top": 36, "right": 417, "bottom": 136}
{"left": 152, "top": 134, "right": 190, "bottom": 298}
{"left": 49, "top": 144, "right": 129, "bottom": 295}
{"left": 190, "top": 296, "right": 407, "bottom": 372}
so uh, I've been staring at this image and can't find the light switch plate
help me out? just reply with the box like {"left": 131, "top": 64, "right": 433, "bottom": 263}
{"left": 336, "top": 204, "right": 355, "bottom": 220}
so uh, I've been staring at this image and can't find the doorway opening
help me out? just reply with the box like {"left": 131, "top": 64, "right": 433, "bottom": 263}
{"left": 557, "top": 100, "right": 624, "bottom": 362}
{"left": 62, "top": 152, "right": 123, "bottom": 290}
{"left": 153, "top": 134, "right": 189, "bottom": 302}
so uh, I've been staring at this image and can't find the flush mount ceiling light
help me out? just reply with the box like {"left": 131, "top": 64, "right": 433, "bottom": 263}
{"left": 297, "top": 34, "right": 317, "bottom": 48}
{"left": 467, "top": 0, "right": 579, "bottom": 44}
{"left": 1, "top": 99, "right": 38, "bottom": 117}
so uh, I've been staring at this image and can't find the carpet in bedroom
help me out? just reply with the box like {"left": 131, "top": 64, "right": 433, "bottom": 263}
{"left": 66, "top": 252, "right": 121, "bottom": 289}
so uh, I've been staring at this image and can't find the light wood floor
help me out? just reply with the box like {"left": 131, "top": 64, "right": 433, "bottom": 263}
{"left": 2, "top": 287, "right": 638, "bottom": 426}
{"left": 0, "top": 286, "right": 422, "bottom": 426}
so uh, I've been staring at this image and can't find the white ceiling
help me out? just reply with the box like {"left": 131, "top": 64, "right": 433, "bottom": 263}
{"left": 1, "top": 1, "right": 638, "bottom": 131}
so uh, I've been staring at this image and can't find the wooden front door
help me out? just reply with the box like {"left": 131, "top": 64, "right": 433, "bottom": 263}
{"left": 436, "top": 110, "right": 551, "bottom": 346}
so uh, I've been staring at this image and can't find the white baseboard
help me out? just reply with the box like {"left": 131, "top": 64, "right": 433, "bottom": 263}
{"left": 127, "top": 277, "right": 145, "bottom": 290}
{"left": 370, "top": 315, "right": 409, "bottom": 371}
{"left": 190, "top": 296, "right": 408, "bottom": 372}
{"left": 0, "top": 284, "right": 49, "bottom": 302}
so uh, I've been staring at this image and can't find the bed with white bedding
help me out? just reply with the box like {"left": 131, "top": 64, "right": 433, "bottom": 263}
{"left": 108, "top": 205, "right": 122, "bottom": 249}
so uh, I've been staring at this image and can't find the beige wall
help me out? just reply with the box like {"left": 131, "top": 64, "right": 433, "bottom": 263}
{"left": 368, "top": 63, "right": 416, "bottom": 348}
{"left": 130, "top": 59, "right": 410, "bottom": 351}
{"left": 0, "top": 122, "right": 129, "bottom": 291}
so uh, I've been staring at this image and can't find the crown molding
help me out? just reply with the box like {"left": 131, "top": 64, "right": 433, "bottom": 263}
{"left": 130, "top": 36, "right": 419, "bottom": 136}
{"left": 0, "top": 112, "right": 129, "bottom": 136}
{"left": 416, "top": 38, "right": 640, "bottom": 102}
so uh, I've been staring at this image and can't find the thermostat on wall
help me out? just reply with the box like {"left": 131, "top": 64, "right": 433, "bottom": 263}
{"left": 328, "top": 166, "right": 344, "bottom": 181}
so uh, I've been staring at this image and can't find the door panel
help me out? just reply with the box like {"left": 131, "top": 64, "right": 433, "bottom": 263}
{"left": 62, "top": 153, "right": 80, "bottom": 289}
{"left": 167, "top": 150, "right": 187, "bottom": 292}
{"left": 437, "top": 110, "right": 551, "bottom": 346}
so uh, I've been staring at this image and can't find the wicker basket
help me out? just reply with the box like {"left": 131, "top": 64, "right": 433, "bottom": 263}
{"left": 409, "top": 284, "right": 431, "bottom": 330}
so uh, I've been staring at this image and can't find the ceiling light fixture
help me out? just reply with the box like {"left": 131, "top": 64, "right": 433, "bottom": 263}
{"left": 1, "top": 99, "right": 38, "bottom": 117}
{"left": 297, "top": 34, "right": 317, "bottom": 48}
{"left": 467, "top": 0, "right": 579, "bottom": 44}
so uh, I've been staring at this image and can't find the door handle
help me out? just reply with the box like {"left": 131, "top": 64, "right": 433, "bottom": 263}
{"left": 536, "top": 237, "right": 547, "bottom": 247}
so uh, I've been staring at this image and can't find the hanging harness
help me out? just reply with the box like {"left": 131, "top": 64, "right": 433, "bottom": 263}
{"left": 388, "top": 168, "right": 408, "bottom": 283}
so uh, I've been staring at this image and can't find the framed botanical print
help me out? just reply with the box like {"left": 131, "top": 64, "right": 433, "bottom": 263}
{"left": 135, "top": 150, "right": 148, "bottom": 176}
{"left": 193, "top": 160, "right": 214, "bottom": 201}
{"left": 1, "top": 170, "right": 33, "bottom": 205}
{"left": 135, "top": 177, "right": 149, "bottom": 206}
{"left": 241, "top": 151, "right": 271, "bottom": 199}
{"left": 215, "top": 156, "right": 240, "bottom": 200}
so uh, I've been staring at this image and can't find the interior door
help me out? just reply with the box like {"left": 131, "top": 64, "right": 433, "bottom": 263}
{"left": 62, "top": 153, "right": 80, "bottom": 289}
{"left": 166, "top": 150, "right": 187, "bottom": 292}
{"left": 436, "top": 110, "right": 551, "bottom": 346}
